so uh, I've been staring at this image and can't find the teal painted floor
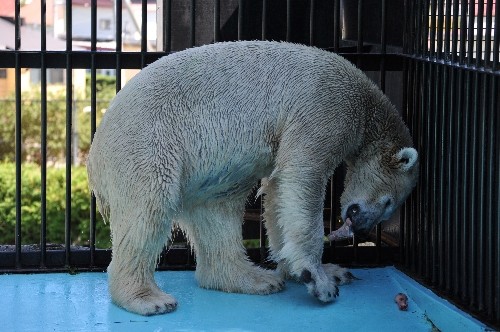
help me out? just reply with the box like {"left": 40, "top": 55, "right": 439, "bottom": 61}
{"left": 0, "top": 267, "right": 490, "bottom": 332}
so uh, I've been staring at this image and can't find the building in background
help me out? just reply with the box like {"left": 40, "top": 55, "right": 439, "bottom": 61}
{"left": 0, "top": 4, "right": 86, "bottom": 98}
{"left": 53, "top": 0, "right": 157, "bottom": 51}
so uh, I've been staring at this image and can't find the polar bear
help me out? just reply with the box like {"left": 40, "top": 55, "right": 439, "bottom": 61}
{"left": 86, "top": 41, "right": 418, "bottom": 316}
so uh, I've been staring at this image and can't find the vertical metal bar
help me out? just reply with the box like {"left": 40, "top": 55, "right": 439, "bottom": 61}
{"left": 418, "top": 59, "right": 426, "bottom": 276}
{"left": 449, "top": 18, "right": 459, "bottom": 292}
{"left": 404, "top": 58, "right": 413, "bottom": 270}
{"left": 466, "top": 0, "right": 475, "bottom": 64}
{"left": 40, "top": 0, "right": 48, "bottom": 268}
{"left": 447, "top": 65, "right": 457, "bottom": 294}
{"left": 90, "top": 0, "right": 97, "bottom": 267}
{"left": 376, "top": 0, "right": 387, "bottom": 262}
{"left": 444, "top": 3, "right": 454, "bottom": 292}
{"left": 412, "top": 0, "right": 420, "bottom": 55}
{"left": 439, "top": 63, "right": 448, "bottom": 290}
{"left": 451, "top": 0, "right": 460, "bottom": 63}
{"left": 116, "top": 0, "right": 123, "bottom": 89}
{"left": 417, "top": 59, "right": 425, "bottom": 274}
{"left": 91, "top": 0, "right": 97, "bottom": 49}
{"left": 380, "top": 0, "right": 386, "bottom": 91}
{"left": 238, "top": 0, "right": 244, "bottom": 41}
{"left": 190, "top": 0, "right": 196, "bottom": 46}
{"left": 479, "top": 71, "right": 491, "bottom": 314}
{"left": 409, "top": 0, "right": 417, "bottom": 55}
{"left": 425, "top": 61, "right": 433, "bottom": 281}
{"left": 406, "top": 68, "right": 414, "bottom": 269}
{"left": 357, "top": 0, "right": 363, "bottom": 53}
{"left": 479, "top": 3, "right": 493, "bottom": 314}
{"left": 333, "top": 0, "right": 340, "bottom": 52}
{"left": 402, "top": 0, "right": 408, "bottom": 54}
{"left": 460, "top": 69, "right": 471, "bottom": 302}
{"left": 431, "top": 62, "right": 440, "bottom": 285}
{"left": 429, "top": 0, "right": 437, "bottom": 57}
{"left": 450, "top": 65, "right": 460, "bottom": 298}
{"left": 214, "top": 0, "right": 220, "bottom": 42}
{"left": 483, "top": 0, "right": 493, "bottom": 68}
{"left": 14, "top": 0, "right": 22, "bottom": 268}
{"left": 65, "top": 0, "right": 73, "bottom": 268}
{"left": 494, "top": 0, "right": 500, "bottom": 69}
{"left": 400, "top": 56, "right": 408, "bottom": 266}
{"left": 479, "top": 0, "right": 492, "bottom": 316}
{"left": 468, "top": 70, "right": 479, "bottom": 310}
{"left": 286, "top": 0, "right": 291, "bottom": 42}
{"left": 492, "top": 1, "right": 499, "bottom": 322}
{"left": 475, "top": 0, "right": 484, "bottom": 64}
{"left": 436, "top": 0, "right": 444, "bottom": 59}
{"left": 421, "top": 59, "right": 429, "bottom": 277}
{"left": 410, "top": 57, "right": 421, "bottom": 273}
{"left": 457, "top": 66, "right": 467, "bottom": 301}
{"left": 423, "top": 0, "right": 431, "bottom": 56}
{"left": 143, "top": 0, "right": 149, "bottom": 50}
{"left": 261, "top": 0, "right": 267, "bottom": 40}
{"left": 459, "top": 0, "right": 468, "bottom": 64}
{"left": 309, "top": 0, "right": 315, "bottom": 46}
{"left": 492, "top": 48, "right": 499, "bottom": 325}
{"left": 162, "top": 0, "right": 171, "bottom": 52}
{"left": 455, "top": 67, "right": 464, "bottom": 297}
{"left": 444, "top": 0, "right": 452, "bottom": 59}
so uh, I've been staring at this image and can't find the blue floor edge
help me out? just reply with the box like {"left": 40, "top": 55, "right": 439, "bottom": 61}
{"left": 389, "top": 267, "right": 493, "bottom": 331}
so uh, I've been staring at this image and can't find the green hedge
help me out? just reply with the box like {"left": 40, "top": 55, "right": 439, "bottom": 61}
{"left": 0, "top": 163, "right": 110, "bottom": 248}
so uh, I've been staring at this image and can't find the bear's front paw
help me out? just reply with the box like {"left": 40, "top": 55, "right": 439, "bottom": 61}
{"left": 300, "top": 269, "right": 338, "bottom": 303}
{"left": 114, "top": 288, "right": 178, "bottom": 316}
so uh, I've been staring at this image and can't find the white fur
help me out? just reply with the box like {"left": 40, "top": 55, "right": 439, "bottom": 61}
{"left": 86, "top": 41, "right": 417, "bottom": 315}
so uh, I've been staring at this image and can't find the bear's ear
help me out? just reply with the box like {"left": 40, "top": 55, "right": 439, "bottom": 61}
{"left": 395, "top": 147, "right": 418, "bottom": 172}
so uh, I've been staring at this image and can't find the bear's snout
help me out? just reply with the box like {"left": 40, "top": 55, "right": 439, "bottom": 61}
{"left": 346, "top": 204, "right": 360, "bottom": 220}
{"left": 344, "top": 203, "right": 375, "bottom": 239}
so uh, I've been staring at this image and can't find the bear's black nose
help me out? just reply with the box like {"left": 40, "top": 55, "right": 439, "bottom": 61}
{"left": 346, "top": 204, "right": 360, "bottom": 219}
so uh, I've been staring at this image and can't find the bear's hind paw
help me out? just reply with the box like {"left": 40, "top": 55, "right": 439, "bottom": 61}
{"left": 121, "top": 290, "right": 178, "bottom": 316}
{"left": 198, "top": 265, "right": 285, "bottom": 295}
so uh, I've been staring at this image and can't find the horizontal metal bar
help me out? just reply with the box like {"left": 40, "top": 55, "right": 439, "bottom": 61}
{"left": 0, "top": 51, "right": 408, "bottom": 72}
{"left": 400, "top": 54, "right": 500, "bottom": 77}
{"left": 0, "top": 245, "right": 398, "bottom": 274}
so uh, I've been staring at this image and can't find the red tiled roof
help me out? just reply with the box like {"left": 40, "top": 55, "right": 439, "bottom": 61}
{"left": 0, "top": 1, "right": 15, "bottom": 17}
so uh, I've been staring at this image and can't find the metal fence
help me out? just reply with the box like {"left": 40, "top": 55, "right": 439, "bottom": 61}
{"left": 402, "top": 0, "right": 499, "bottom": 327}
{"left": 0, "top": 0, "right": 498, "bottom": 328}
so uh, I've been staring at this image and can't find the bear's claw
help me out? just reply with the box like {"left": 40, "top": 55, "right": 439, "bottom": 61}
{"left": 323, "top": 263, "right": 358, "bottom": 285}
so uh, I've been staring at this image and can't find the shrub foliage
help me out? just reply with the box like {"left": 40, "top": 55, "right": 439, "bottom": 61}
{"left": 0, "top": 163, "right": 110, "bottom": 248}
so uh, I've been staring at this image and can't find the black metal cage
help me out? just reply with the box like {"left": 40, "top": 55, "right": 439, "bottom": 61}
{"left": 0, "top": 0, "right": 498, "bottom": 328}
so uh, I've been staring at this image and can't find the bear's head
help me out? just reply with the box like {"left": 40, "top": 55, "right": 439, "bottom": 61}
{"left": 340, "top": 146, "right": 418, "bottom": 239}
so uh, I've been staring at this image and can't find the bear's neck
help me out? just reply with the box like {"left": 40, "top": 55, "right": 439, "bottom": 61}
{"left": 350, "top": 98, "right": 413, "bottom": 162}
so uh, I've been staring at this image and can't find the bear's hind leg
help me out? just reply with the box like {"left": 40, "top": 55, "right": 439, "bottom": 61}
{"left": 181, "top": 201, "right": 284, "bottom": 295}
{"left": 108, "top": 206, "right": 177, "bottom": 316}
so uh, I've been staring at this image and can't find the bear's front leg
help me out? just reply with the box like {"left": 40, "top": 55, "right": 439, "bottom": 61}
{"left": 271, "top": 172, "right": 338, "bottom": 303}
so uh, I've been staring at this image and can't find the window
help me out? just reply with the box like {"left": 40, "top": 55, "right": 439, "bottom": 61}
{"left": 99, "top": 19, "right": 112, "bottom": 31}
{"left": 30, "top": 69, "right": 65, "bottom": 84}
